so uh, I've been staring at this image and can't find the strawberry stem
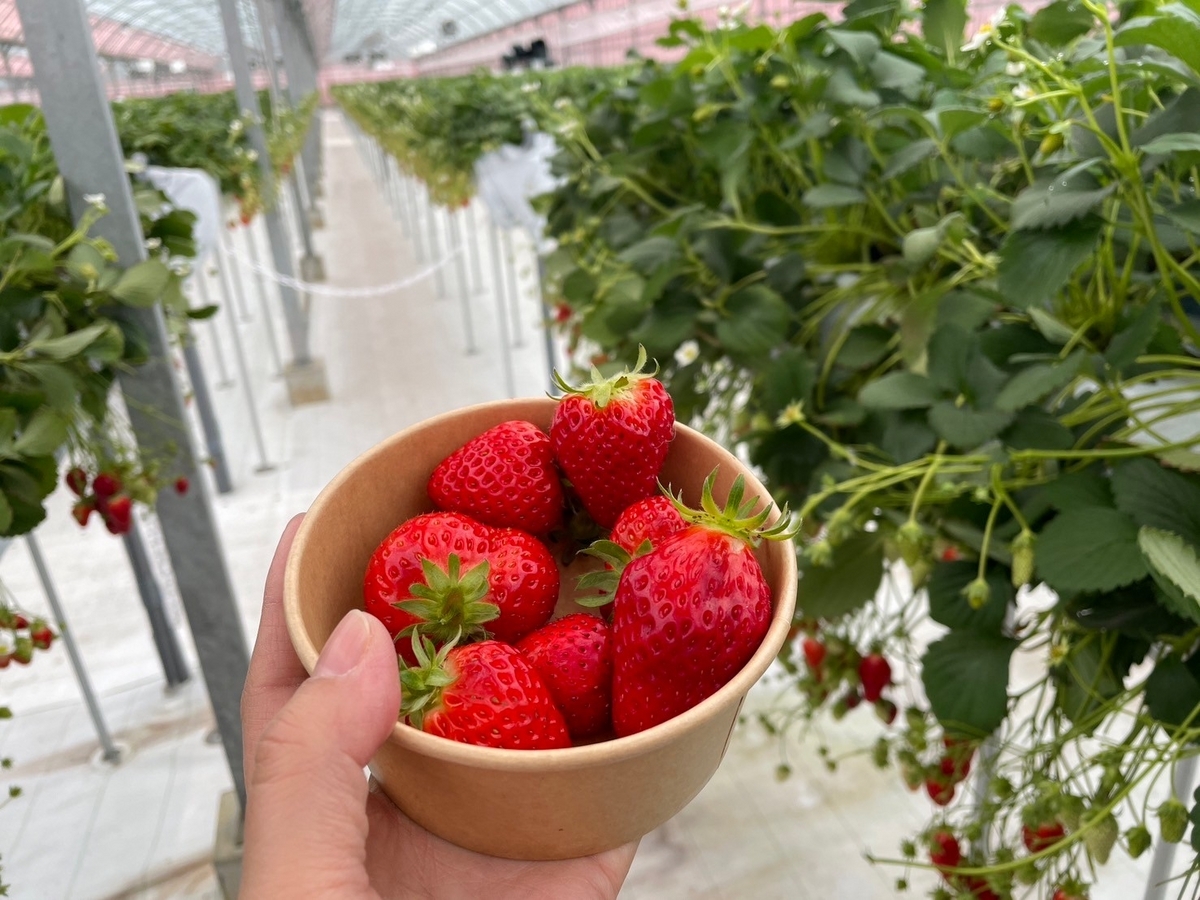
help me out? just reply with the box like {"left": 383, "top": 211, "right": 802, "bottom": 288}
{"left": 395, "top": 554, "right": 499, "bottom": 646}
{"left": 550, "top": 344, "right": 658, "bottom": 410}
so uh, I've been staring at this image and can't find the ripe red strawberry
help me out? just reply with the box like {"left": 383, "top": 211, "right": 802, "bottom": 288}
{"left": 1053, "top": 888, "right": 1087, "bottom": 900}
{"left": 550, "top": 347, "right": 675, "bottom": 529}
{"left": 65, "top": 467, "right": 88, "bottom": 496}
{"left": 1022, "top": 821, "right": 1065, "bottom": 853}
{"left": 428, "top": 420, "right": 564, "bottom": 535}
{"left": 174, "top": 476, "right": 190, "bottom": 495}
{"left": 11, "top": 614, "right": 28, "bottom": 629}
{"left": 93, "top": 472, "right": 121, "bottom": 500}
{"left": 363, "top": 512, "right": 559, "bottom": 663}
{"left": 801, "top": 637, "right": 826, "bottom": 671}
{"left": 606, "top": 471, "right": 794, "bottom": 736}
{"left": 939, "top": 752, "right": 972, "bottom": 783}
{"left": 401, "top": 638, "right": 571, "bottom": 750}
{"left": 609, "top": 495, "right": 686, "bottom": 556}
{"left": 964, "top": 876, "right": 999, "bottom": 900}
{"left": 0, "top": 653, "right": 9, "bottom": 669}
{"left": 30, "top": 622, "right": 53, "bottom": 650}
{"left": 875, "top": 699, "right": 898, "bottom": 725}
{"left": 929, "top": 829, "right": 961, "bottom": 877}
{"left": 940, "top": 545, "right": 961, "bottom": 562}
{"left": 926, "top": 777, "right": 955, "bottom": 806}
{"left": 858, "top": 653, "right": 891, "bottom": 703}
{"left": 104, "top": 495, "right": 133, "bottom": 535}
{"left": 517, "top": 614, "right": 613, "bottom": 739}
{"left": 553, "top": 303, "right": 572, "bottom": 324}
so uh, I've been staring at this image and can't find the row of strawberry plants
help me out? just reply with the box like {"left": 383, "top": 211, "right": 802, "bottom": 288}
{"left": 333, "top": 68, "right": 624, "bottom": 208}
{"left": 340, "top": 0, "right": 1200, "bottom": 894}
{"left": 112, "top": 89, "right": 317, "bottom": 221}
{"left": 533, "top": 1, "right": 1200, "bottom": 897}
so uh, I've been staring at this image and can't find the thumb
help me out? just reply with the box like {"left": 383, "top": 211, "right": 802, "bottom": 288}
{"left": 240, "top": 610, "right": 401, "bottom": 899}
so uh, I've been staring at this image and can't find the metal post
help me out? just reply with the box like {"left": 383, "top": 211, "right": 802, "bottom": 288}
{"left": 466, "top": 203, "right": 485, "bottom": 294}
{"left": 216, "top": 0, "right": 327, "bottom": 403}
{"left": 535, "top": 254, "right": 558, "bottom": 393}
{"left": 195, "top": 273, "right": 234, "bottom": 388}
{"left": 181, "top": 334, "right": 235, "bottom": 494}
{"left": 406, "top": 176, "right": 426, "bottom": 264}
{"left": 501, "top": 227, "right": 525, "bottom": 346}
{"left": 25, "top": 534, "right": 121, "bottom": 764}
{"left": 427, "top": 195, "right": 447, "bottom": 299}
{"left": 274, "top": 0, "right": 321, "bottom": 203}
{"left": 1144, "top": 755, "right": 1198, "bottom": 900}
{"left": 16, "top": 0, "right": 250, "bottom": 807}
{"left": 487, "top": 220, "right": 518, "bottom": 398}
{"left": 447, "top": 211, "right": 477, "bottom": 355}
{"left": 237, "top": 226, "right": 284, "bottom": 377}
{"left": 123, "top": 520, "right": 191, "bottom": 687}
{"left": 213, "top": 246, "right": 275, "bottom": 474}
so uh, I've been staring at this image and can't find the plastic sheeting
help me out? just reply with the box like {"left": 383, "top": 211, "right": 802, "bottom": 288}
{"left": 143, "top": 165, "right": 224, "bottom": 262}
{"left": 473, "top": 131, "right": 558, "bottom": 248}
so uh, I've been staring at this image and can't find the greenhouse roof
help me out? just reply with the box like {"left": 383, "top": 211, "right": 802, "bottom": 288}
{"left": 1, "top": 0, "right": 563, "bottom": 67}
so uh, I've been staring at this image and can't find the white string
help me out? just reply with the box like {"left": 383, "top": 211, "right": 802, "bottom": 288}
{"left": 219, "top": 243, "right": 462, "bottom": 299}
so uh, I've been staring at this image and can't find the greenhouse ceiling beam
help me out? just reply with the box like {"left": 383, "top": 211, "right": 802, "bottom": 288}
{"left": 387, "top": 0, "right": 521, "bottom": 54}
{"left": 216, "top": 0, "right": 329, "bottom": 404}
{"left": 13, "top": 0, "right": 250, "bottom": 808}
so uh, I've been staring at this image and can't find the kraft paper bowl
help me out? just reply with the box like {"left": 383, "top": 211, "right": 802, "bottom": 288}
{"left": 284, "top": 397, "right": 798, "bottom": 860}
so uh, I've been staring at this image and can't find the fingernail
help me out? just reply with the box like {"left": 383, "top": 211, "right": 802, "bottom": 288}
{"left": 314, "top": 610, "right": 371, "bottom": 677}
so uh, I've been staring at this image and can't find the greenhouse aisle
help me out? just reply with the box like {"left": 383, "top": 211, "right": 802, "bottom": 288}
{"left": 0, "top": 111, "right": 1175, "bottom": 900}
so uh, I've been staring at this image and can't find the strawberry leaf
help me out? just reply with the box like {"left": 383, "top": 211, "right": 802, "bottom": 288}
{"left": 1036, "top": 508, "right": 1148, "bottom": 594}
{"left": 798, "top": 533, "right": 884, "bottom": 619}
{"left": 922, "top": 631, "right": 1018, "bottom": 737}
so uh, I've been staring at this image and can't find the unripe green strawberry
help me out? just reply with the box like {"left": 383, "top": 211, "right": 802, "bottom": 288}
{"left": 1126, "top": 824, "right": 1151, "bottom": 858}
{"left": 1158, "top": 798, "right": 1188, "bottom": 844}
{"left": 1059, "top": 794, "right": 1085, "bottom": 831}
{"left": 1011, "top": 530, "right": 1036, "bottom": 587}
{"left": 896, "top": 520, "right": 927, "bottom": 568}
{"left": 806, "top": 540, "right": 833, "bottom": 567}
{"left": 1016, "top": 860, "right": 1041, "bottom": 885}
{"left": 872, "top": 737, "right": 889, "bottom": 768}
{"left": 1085, "top": 812, "right": 1118, "bottom": 864}
{"left": 909, "top": 557, "right": 932, "bottom": 588}
{"left": 963, "top": 576, "right": 991, "bottom": 610}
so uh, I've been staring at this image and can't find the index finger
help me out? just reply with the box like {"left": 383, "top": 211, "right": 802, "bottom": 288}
{"left": 242, "top": 514, "right": 307, "bottom": 783}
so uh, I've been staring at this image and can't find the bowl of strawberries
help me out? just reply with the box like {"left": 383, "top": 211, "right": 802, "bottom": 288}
{"left": 284, "top": 353, "right": 798, "bottom": 860}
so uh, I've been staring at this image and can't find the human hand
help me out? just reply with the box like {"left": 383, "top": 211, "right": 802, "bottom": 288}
{"left": 239, "top": 516, "right": 639, "bottom": 900}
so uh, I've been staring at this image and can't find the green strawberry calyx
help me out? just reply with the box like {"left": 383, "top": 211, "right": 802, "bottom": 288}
{"left": 399, "top": 632, "right": 459, "bottom": 731}
{"left": 550, "top": 344, "right": 657, "bottom": 410}
{"left": 669, "top": 468, "right": 799, "bottom": 547}
{"left": 576, "top": 538, "right": 653, "bottom": 608}
{"left": 395, "top": 554, "right": 499, "bottom": 646}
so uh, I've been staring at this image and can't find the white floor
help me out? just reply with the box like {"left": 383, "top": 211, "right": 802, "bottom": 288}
{"left": 0, "top": 112, "right": 1182, "bottom": 900}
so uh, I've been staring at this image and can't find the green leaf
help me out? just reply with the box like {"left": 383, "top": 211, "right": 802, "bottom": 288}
{"left": 883, "top": 138, "right": 939, "bottom": 179}
{"left": 111, "top": 258, "right": 171, "bottom": 307}
{"left": 760, "top": 348, "right": 814, "bottom": 415}
{"left": 1056, "top": 637, "right": 1131, "bottom": 726}
{"left": 928, "top": 402, "right": 1015, "bottom": 449}
{"left": 1028, "top": 308, "right": 1076, "bottom": 345}
{"left": 1010, "top": 174, "right": 1114, "bottom": 231}
{"left": 994, "top": 351, "right": 1085, "bottom": 412}
{"left": 797, "top": 533, "right": 885, "bottom": 619}
{"left": 186, "top": 304, "right": 220, "bottom": 320}
{"left": 928, "top": 560, "right": 1013, "bottom": 634}
{"left": 802, "top": 184, "right": 866, "bottom": 208}
{"left": 1003, "top": 407, "right": 1076, "bottom": 451}
{"left": 1106, "top": 300, "right": 1162, "bottom": 370}
{"left": 715, "top": 286, "right": 791, "bottom": 359}
{"left": 1145, "top": 655, "right": 1200, "bottom": 730}
{"left": 0, "top": 410, "right": 16, "bottom": 448}
{"left": 997, "top": 217, "right": 1103, "bottom": 309}
{"left": 617, "top": 236, "right": 681, "bottom": 275}
{"left": 26, "top": 322, "right": 110, "bottom": 361}
{"left": 1112, "top": 458, "right": 1200, "bottom": 546}
{"left": 834, "top": 324, "right": 893, "bottom": 369}
{"left": 13, "top": 409, "right": 68, "bottom": 457}
{"left": 922, "top": 0, "right": 969, "bottom": 56}
{"left": 1037, "top": 508, "right": 1149, "bottom": 594}
{"left": 728, "top": 23, "right": 775, "bottom": 52}
{"left": 1028, "top": 0, "right": 1098, "bottom": 45}
{"left": 1165, "top": 200, "right": 1200, "bottom": 234}
{"left": 1041, "top": 471, "right": 1114, "bottom": 510}
{"left": 870, "top": 51, "right": 926, "bottom": 95}
{"left": 823, "top": 67, "right": 881, "bottom": 108}
{"left": 1141, "top": 132, "right": 1200, "bottom": 154}
{"left": 0, "top": 491, "right": 12, "bottom": 534}
{"left": 1139, "top": 528, "right": 1200, "bottom": 622}
{"left": 827, "top": 28, "right": 881, "bottom": 66}
{"left": 23, "top": 363, "right": 76, "bottom": 411}
{"left": 859, "top": 372, "right": 942, "bottom": 410}
{"left": 1116, "top": 6, "right": 1200, "bottom": 78}
{"left": 922, "top": 631, "right": 1018, "bottom": 737}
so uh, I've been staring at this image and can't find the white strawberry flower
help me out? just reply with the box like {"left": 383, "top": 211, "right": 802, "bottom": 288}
{"left": 1013, "top": 83, "right": 1036, "bottom": 101}
{"left": 1006, "top": 61, "right": 1026, "bottom": 77}
{"left": 674, "top": 340, "right": 700, "bottom": 367}
{"left": 83, "top": 192, "right": 106, "bottom": 207}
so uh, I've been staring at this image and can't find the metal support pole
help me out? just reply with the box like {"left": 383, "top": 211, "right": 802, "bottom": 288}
{"left": 427, "top": 195, "right": 448, "bottom": 299}
{"left": 212, "top": 249, "right": 275, "bottom": 474}
{"left": 123, "top": 520, "right": 191, "bottom": 687}
{"left": 447, "top": 211, "right": 477, "bottom": 355}
{"left": 274, "top": 0, "right": 321, "bottom": 202}
{"left": 466, "top": 204, "right": 486, "bottom": 294}
{"left": 181, "top": 335, "right": 234, "bottom": 494}
{"left": 406, "top": 176, "right": 426, "bottom": 264}
{"left": 535, "top": 253, "right": 558, "bottom": 393}
{"left": 217, "top": 0, "right": 326, "bottom": 402}
{"left": 1144, "top": 755, "right": 1198, "bottom": 900}
{"left": 25, "top": 533, "right": 121, "bottom": 764}
{"left": 487, "top": 220, "right": 518, "bottom": 398}
{"left": 501, "top": 227, "right": 525, "bottom": 346}
{"left": 195, "top": 273, "right": 234, "bottom": 388}
{"left": 16, "top": 0, "right": 250, "bottom": 807}
{"left": 237, "top": 227, "right": 284, "bottom": 377}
